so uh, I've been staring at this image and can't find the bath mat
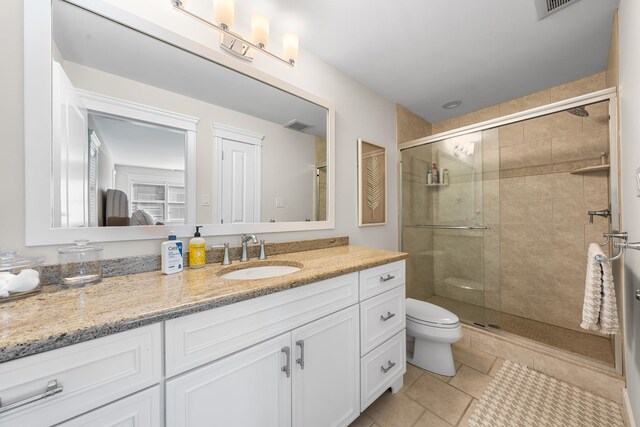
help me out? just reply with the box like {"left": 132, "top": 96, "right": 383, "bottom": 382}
{"left": 469, "top": 360, "right": 623, "bottom": 427}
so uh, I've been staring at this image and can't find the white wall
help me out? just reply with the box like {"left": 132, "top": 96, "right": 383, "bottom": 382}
{"left": 1, "top": 0, "right": 397, "bottom": 263}
{"left": 261, "top": 134, "right": 315, "bottom": 223}
{"left": 619, "top": 0, "right": 640, "bottom": 424}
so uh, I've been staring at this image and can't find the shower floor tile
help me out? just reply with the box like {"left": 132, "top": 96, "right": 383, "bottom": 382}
{"left": 426, "top": 295, "right": 614, "bottom": 367}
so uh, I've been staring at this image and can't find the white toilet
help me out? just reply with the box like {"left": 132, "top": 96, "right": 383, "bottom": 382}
{"left": 406, "top": 298, "right": 462, "bottom": 376}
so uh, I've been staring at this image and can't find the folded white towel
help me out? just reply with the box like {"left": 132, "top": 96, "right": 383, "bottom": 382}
{"left": 581, "top": 243, "right": 620, "bottom": 334}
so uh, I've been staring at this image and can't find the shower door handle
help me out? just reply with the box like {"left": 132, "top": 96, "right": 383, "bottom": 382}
{"left": 636, "top": 289, "right": 640, "bottom": 301}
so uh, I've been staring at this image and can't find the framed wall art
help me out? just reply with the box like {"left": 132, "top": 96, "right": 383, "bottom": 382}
{"left": 358, "top": 139, "right": 387, "bottom": 226}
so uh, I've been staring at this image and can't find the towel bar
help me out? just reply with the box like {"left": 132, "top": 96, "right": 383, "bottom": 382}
{"left": 595, "top": 231, "right": 640, "bottom": 263}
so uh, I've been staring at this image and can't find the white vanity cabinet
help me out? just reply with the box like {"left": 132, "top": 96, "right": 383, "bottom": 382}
{"left": 358, "top": 260, "right": 406, "bottom": 410}
{"left": 0, "top": 258, "right": 406, "bottom": 427}
{"left": 166, "top": 305, "right": 360, "bottom": 427}
{"left": 0, "top": 324, "right": 162, "bottom": 427}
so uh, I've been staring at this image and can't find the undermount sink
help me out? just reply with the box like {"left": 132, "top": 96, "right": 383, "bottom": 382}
{"left": 218, "top": 263, "right": 302, "bottom": 280}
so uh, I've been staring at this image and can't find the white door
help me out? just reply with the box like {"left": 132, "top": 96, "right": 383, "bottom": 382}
{"left": 292, "top": 306, "right": 360, "bottom": 427}
{"left": 52, "top": 62, "right": 88, "bottom": 228}
{"left": 165, "top": 333, "right": 292, "bottom": 427}
{"left": 221, "top": 139, "right": 259, "bottom": 224}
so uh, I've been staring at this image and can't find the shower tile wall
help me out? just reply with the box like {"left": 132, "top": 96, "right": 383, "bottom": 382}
{"left": 497, "top": 101, "right": 610, "bottom": 333}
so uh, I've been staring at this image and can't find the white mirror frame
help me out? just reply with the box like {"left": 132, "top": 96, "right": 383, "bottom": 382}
{"left": 24, "top": 0, "right": 335, "bottom": 245}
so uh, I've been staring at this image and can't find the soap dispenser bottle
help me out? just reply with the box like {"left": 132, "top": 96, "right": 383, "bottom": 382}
{"left": 189, "top": 226, "right": 206, "bottom": 269}
{"left": 161, "top": 232, "right": 183, "bottom": 275}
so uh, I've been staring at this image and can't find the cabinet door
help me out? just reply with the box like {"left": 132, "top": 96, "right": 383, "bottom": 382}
{"left": 165, "top": 333, "right": 291, "bottom": 427}
{"left": 292, "top": 306, "right": 360, "bottom": 427}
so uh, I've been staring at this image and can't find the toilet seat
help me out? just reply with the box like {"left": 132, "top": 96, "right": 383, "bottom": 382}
{"left": 406, "top": 298, "right": 460, "bottom": 329}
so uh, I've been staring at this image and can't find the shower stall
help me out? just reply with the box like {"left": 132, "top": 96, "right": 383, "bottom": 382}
{"left": 400, "top": 92, "right": 620, "bottom": 371}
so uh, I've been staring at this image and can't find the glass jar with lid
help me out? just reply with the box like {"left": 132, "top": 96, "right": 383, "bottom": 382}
{"left": 0, "top": 250, "right": 45, "bottom": 302}
{"left": 58, "top": 240, "right": 104, "bottom": 287}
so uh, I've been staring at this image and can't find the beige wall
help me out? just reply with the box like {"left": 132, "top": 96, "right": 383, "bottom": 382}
{"left": 496, "top": 101, "right": 610, "bottom": 332}
{"left": 607, "top": 11, "right": 620, "bottom": 88}
{"left": 431, "top": 72, "right": 609, "bottom": 135}
{"left": 396, "top": 104, "right": 432, "bottom": 144}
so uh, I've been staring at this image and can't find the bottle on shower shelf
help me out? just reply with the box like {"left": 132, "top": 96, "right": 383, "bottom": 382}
{"left": 432, "top": 163, "right": 439, "bottom": 184}
{"left": 427, "top": 170, "right": 433, "bottom": 184}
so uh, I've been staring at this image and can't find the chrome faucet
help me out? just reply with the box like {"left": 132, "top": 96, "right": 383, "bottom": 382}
{"left": 240, "top": 234, "right": 258, "bottom": 262}
{"left": 588, "top": 209, "right": 610, "bottom": 223}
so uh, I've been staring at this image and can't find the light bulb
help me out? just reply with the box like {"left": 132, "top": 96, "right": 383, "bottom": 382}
{"left": 251, "top": 14, "right": 269, "bottom": 48}
{"left": 283, "top": 33, "right": 298, "bottom": 65}
{"left": 214, "top": 0, "right": 234, "bottom": 29}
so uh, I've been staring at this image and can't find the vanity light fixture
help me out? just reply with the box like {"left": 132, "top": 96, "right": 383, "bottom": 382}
{"left": 171, "top": 0, "right": 299, "bottom": 67}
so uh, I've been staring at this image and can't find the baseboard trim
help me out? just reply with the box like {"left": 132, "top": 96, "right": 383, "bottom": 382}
{"left": 623, "top": 388, "right": 637, "bottom": 427}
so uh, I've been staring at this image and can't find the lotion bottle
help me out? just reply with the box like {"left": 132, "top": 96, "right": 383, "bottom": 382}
{"left": 161, "top": 232, "right": 183, "bottom": 275}
{"left": 189, "top": 226, "right": 206, "bottom": 269}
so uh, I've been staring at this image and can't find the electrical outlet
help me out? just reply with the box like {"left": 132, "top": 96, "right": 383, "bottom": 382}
{"left": 276, "top": 197, "right": 286, "bottom": 208}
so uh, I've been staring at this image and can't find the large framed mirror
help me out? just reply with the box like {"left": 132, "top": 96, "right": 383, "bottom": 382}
{"left": 24, "top": 0, "right": 334, "bottom": 245}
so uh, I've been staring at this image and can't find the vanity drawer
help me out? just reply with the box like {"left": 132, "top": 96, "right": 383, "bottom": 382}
{"left": 57, "top": 386, "right": 161, "bottom": 427}
{"left": 359, "top": 260, "right": 405, "bottom": 300}
{"left": 361, "top": 329, "right": 406, "bottom": 410}
{"left": 165, "top": 272, "right": 359, "bottom": 377}
{"left": 360, "top": 285, "right": 406, "bottom": 355}
{"left": 0, "top": 324, "right": 162, "bottom": 427}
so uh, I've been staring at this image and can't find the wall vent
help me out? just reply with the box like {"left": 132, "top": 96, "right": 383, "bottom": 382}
{"left": 534, "top": 0, "right": 582, "bottom": 20}
{"left": 283, "top": 119, "right": 312, "bottom": 132}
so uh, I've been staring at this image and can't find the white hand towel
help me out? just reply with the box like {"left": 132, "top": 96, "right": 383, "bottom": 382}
{"left": 581, "top": 243, "right": 620, "bottom": 334}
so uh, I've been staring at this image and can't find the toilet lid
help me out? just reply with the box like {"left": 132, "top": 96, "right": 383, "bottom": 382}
{"left": 406, "top": 298, "right": 460, "bottom": 327}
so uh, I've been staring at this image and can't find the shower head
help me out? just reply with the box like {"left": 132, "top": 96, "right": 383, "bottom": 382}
{"left": 567, "top": 106, "right": 589, "bottom": 117}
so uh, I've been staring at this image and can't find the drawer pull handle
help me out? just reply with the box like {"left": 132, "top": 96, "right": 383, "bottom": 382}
{"left": 296, "top": 340, "right": 305, "bottom": 370}
{"left": 380, "top": 274, "right": 395, "bottom": 282}
{"left": 381, "top": 361, "right": 396, "bottom": 374}
{"left": 0, "top": 379, "right": 63, "bottom": 414}
{"left": 281, "top": 346, "right": 291, "bottom": 378}
{"left": 380, "top": 312, "right": 396, "bottom": 322}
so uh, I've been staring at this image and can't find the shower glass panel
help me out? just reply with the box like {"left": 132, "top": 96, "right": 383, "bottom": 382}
{"left": 401, "top": 100, "right": 616, "bottom": 368}
{"left": 401, "top": 130, "right": 499, "bottom": 328}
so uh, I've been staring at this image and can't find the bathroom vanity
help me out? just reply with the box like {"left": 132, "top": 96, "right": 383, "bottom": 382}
{"left": 0, "top": 246, "right": 406, "bottom": 426}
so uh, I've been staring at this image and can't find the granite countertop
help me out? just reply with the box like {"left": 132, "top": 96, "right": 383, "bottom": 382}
{"left": 0, "top": 245, "right": 407, "bottom": 363}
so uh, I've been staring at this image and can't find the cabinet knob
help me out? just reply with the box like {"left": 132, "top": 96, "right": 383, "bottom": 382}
{"left": 380, "top": 274, "right": 395, "bottom": 282}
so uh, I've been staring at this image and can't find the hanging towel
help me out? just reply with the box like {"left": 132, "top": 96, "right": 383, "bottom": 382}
{"left": 581, "top": 243, "right": 620, "bottom": 334}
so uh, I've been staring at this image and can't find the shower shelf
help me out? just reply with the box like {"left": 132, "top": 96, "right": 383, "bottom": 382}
{"left": 570, "top": 164, "right": 609, "bottom": 174}
{"left": 424, "top": 183, "right": 449, "bottom": 187}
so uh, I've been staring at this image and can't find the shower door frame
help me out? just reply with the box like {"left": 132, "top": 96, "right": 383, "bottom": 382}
{"left": 398, "top": 87, "right": 623, "bottom": 375}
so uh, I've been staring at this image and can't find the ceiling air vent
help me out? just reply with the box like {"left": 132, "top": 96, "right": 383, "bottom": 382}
{"left": 284, "top": 119, "right": 312, "bottom": 132}
{"left": 534, "top": 0, "right": 582, "bottom": 20}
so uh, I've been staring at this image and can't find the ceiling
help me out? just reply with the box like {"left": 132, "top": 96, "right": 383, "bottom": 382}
{"left": 90, "top": 114, "right": 186, "bottom": 170}
{"left": 233, "top": 0, "right": 619, "bottom": 122}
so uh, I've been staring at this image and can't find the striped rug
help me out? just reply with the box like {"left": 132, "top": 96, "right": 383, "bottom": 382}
{"left": 469, "top": 360, "right": 624, "bottom": 427}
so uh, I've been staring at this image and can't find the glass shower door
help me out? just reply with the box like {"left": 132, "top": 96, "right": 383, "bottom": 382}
{"left": 401, "top": 129, "right": 500, "bottom": 328}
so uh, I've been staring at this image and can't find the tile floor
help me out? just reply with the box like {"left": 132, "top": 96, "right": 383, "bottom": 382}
{"left": 350, "top": 343, "right": 626, "bottom": 427}
{"left": 350, "top": 346, "right": 502, "bottom": 427}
